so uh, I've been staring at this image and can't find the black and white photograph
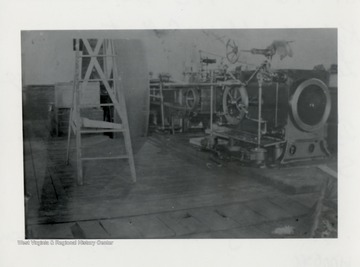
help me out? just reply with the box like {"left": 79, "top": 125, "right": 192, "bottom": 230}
{"left": 1, "top": 1, "right": 360, "bottom": 267}
{"left": 22, "top": 29, "right": 338, "bottom": 239}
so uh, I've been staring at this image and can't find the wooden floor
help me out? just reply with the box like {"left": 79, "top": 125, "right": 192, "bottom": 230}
{"left": 23, "top": 87, "right": 337, "bottom": 239}
{"left": 24, "top": 123, "right": 336, "bottom": 238}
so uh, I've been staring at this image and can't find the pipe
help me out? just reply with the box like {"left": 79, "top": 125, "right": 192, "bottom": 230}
{"left": 275, "top": 82, "right": 279, "bottom": 127}
{"left": 257, "top": 77, "right": 263, "bottom": 148}
{"left": 210, "top": 70, "right": 214, "bottom": 134}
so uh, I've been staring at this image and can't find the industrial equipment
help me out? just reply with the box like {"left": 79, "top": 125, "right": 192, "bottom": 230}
{"left": 149, "top": 39, "right": 333, "bottom": 165}
{"left": 210, "top": 68, "right": 331, "bottom": 165}
{"left": 210, "top": 40, "right": 332, "bottom": 165}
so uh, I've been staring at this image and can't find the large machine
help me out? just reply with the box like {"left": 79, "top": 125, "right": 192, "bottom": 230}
{"left": 210, "top": 67, "right": 332, "bottom": 165}
{"left": 149, "top": 39, "right": 334, "bottom": 165}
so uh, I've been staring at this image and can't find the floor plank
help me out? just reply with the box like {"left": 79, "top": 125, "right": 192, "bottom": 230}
{"left": 217, "top": 203, "right": 268, "bottom": 226}
{"left": 29, "top": 223, "right": 74, "bottom": 239}
{"left": 189, "top": 207, "right": 241, "bottom": 231}
{"left": 182, "top": 225, "right": 269, "bottom": 238}
{"left": 243, "top": 198, "right": 292, "bottom": 221}
{"left": 157, "top": 210, "right": 210, "bottom": 237}
{"left": 99, "top": 218, "right": 143, "bottom": 239}
{"left": 128, "top": 215, "right": 175, "bottom": 238}
{"left": 76, "top": 220, "right": 111, "bottom": 239}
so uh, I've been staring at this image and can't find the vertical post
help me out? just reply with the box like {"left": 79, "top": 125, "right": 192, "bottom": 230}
{"left": 54, "top": 106, "right": 59, "bottom": 136}
{"left": 74, "top": 39, "right": 83, "bottom": 185}
{"left": 79, "top": 45, "right": 83, "bottom": 80}
{"left": 66, "top": 39, "right": 80, "bottom": 165}
{"left": 210, "top": 70, "right": 214, "bottom": 135}
{"left": 275, "top": 82, "right": 279, "bottom": 127}
{"left": 160, "top": 82, "right": 165, "bottom": 130}
{"left": 103, "top": 39, "right": 108, "bottom": 79}
{"left": 257, "top": 76, "right": 263, "bottom": 148}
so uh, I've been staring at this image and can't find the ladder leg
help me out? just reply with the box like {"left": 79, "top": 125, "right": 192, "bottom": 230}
{"left": 110, "top": 40, "right": 137, "bottom": 182}
{"left": 74, "top": 38, "right": 83, "bottom": 185}
{"left": 75, "top": 124, "right": 83, "bottom": 185}
{"left": 75, "top": 82, "right": 83, "bottom": 185}
{"left": 65, "top": 113, "right": 72, "bottom": 165}
{"left": 123, "top": 131, "right": 136, "bottom": 182}
{"left": 66, "top": 103, "right": 75, "bottom": 165}
{"left": 67, "top": 40, "right": 81, "bottom": 165}
{"left": 55, "top": 107, "right": 59, "bottom": 136}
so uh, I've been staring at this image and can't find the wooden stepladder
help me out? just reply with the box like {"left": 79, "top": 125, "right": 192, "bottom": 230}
{"left": 66, "top": 38, "right": 136, "bottom": 185}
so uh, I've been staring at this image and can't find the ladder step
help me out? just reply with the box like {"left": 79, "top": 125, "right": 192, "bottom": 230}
{"left": 81, "top": 118, "right": 123, "bottom": 130}
{"left": 80, "top": 103, "right": 114, "bottom": 108}
{"left": 81, "top": 155, "right": 129, "bottom": 161}
{"left": 80, "top": 129, "right": 124, "bottom": 133}
{"left": 79, "top": 55, "right": 116, "bottom": 58}
{"left": 149, "top": 95, "right": 162, "bottom": 99}
{"left": 79, "top": 78, "right": 116, "bottom": 82}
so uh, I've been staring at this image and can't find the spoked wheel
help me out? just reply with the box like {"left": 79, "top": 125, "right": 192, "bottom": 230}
{"left": 184, "top": 88, "right": 200, "bottom": 111}
{"left": 222, "top": 85, "right": 249, "bottom": 125}
{"left": 226, "top": 39, "right": 240, "bottom": 64}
